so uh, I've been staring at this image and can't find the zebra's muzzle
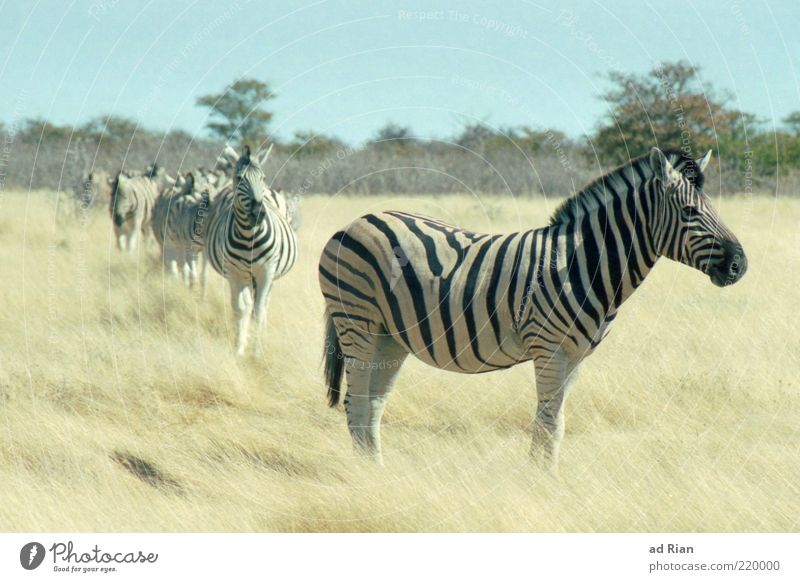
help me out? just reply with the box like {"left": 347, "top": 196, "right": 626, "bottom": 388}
{"left": 709, "top": 240, "right": 747, "bottom": 287}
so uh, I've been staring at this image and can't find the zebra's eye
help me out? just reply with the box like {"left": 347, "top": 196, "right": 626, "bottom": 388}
{"left": 681, "top": 205, "right": 699, "bottom": 221}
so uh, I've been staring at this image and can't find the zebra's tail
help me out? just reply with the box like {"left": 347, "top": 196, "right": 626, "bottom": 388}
{"left": 323, "top": 310, "right": 344, "bottom": 408}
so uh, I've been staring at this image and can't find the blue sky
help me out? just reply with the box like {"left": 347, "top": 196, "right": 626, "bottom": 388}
{"left": 1, "top": 0, "right": 798, "bottom": 144}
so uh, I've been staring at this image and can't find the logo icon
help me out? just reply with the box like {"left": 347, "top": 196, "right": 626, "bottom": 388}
{"left": 389, "top": 245, "right": 409, "bottom": 291}
{"left": 20, "top": 542, "right": 46, "bottom": 570}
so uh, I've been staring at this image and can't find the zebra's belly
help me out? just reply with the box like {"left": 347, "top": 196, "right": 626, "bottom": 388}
{"left": 383, "top": 303, "right": 531, "bottom": 374}
{"left": 407, "top": 336, "right": 531, "bottom": 374}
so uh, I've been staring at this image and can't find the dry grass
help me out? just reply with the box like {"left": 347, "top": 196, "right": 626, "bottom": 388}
{"left": 0, "top": 189, "right": 797, "bottom": 532}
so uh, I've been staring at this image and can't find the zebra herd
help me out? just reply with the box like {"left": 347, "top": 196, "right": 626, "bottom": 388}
{"left": 98, "top": 144, "right": 300, "bottom": 356}
{"left": 96, "top": 146, "right": 747, "bottom": 469}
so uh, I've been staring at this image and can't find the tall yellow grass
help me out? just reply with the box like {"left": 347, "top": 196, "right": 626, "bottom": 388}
{"left": 0, "top": 190, "right": 797, "bottom": 532}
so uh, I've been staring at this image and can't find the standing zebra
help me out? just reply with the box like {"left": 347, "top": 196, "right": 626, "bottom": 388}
{"left": 151, "top": 172, "right": 211, "bottom": 286}
{"left": 319, "top": 148, "right": 748, "bottom": 467}
{"left": 203, "top": 145, "right": 299, "bottom": 355}
{"left": 109, "top": 167, "right": 163, "bottom": 252}
{"left": 75, "top": 169, "right": 112, "bottom": 214}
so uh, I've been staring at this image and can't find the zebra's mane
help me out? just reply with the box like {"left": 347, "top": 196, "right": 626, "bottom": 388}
{"left": 549, "top": 150, "right": 705, "bottom": 225}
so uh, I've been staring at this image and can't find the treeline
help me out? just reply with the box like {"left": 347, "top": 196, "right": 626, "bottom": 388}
{"left": 0, "top": 115, "right": 599, "bottom": 197}
{"left": 2, "top": 61, "right": 798, "bottom": 197}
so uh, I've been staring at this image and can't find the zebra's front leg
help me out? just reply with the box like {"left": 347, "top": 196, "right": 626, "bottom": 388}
{"left": 530, "top": 351, "right": 580, "bottom": 471}
{"left": 187, "top": 252, "right": 200, "bottom": 288}
{"left": 127, "top": 222, "right": 140, "bottom": 253}
{"left": 229, "top": 279, "right": 253, "bottom": 357}
{"left": 252, "top": 266, "right": 276, "bottom": 356}
{"left": 114, "top": 224, "right": 126, "bottom": 252}
{"left": 200, "top": 254, "right": 209, "bottom": 300}
{"left": 180, "top": 250, "right": 193, "bottom": 287}
{"left": 164, "top": 246, "right": 180, "bottom": 277}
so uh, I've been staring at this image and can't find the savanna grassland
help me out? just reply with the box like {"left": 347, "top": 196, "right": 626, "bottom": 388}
{"left": 0, "top": 190, "right": 797, "bottom": 532}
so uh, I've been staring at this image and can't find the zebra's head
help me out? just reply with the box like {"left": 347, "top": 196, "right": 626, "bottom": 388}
{"left": 649, "top": 147, "right": 747, "bottom": 287}
{"left": 233, "top": 145, "right": 268, "bottom": 228}
{"left": 110, "top": 172, "right": 131, "bottom": 226}
{"left": 177, "top": 172, "right": 195, "bottom": 197}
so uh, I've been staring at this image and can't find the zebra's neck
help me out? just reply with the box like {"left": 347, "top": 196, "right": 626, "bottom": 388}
{"left": 572, "top": 183, "right": 659, "bottom": 316}
{"left": 522, "top": 182, "right": 660, "bottom": 340}
{"left": 232, "top": 200, "right": 261, "bottom": 237}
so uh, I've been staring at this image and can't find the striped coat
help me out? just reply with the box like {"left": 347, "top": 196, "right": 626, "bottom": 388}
{"left": 109, "top": 171, "right": 160, "bottom": 252}
{"left": 75, "top": 169, "right": 111, "bottom": 214}
{"left": 203, "top": 145, "right": 299, "bottom": 355}
{"left": 151, "top": 172, "right": 210, "bottom": 286}
{"left": 319, "top": 148, "right": 748, "bottom": 467}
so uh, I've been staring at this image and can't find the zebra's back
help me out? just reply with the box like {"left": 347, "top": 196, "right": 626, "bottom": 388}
{"left": 319, "top": 210, "right": 543, "bottom": 373}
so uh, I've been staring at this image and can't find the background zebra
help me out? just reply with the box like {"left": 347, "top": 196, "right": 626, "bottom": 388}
{"left": 74, "top": 169, "right": 112, "bottom": 215}
{"left": 151, "top": 172, "right": 211, "bottom": 286}
{"left": 109, "top": 165, "right": 167, "bottom": 252}
{"left": 203, "top": 145, "right": 300, "bottom": 355}
{"left": 319, "top": 147, "right": 748, "bottom": 467}
{"left": 195, "top": 166, "right": 230, "bottom": 193}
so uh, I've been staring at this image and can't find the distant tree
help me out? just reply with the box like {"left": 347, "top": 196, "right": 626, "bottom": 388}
{"left": 373, "top": 123, "right": 414, "bottom": 148}
{"left": 592, "top": 61, "right": 737, "bottom": 163}
{"left": 196, "top": 78, "right": 275, "bottom": 145}
{"left": 81, "top": 115, "right": 144, "bottom": 141}
{"left": 783, "top": 112, "right": 800, "bottom": 135}
{"left": 455, "top": 122, "right": 498, "bottom": 151}
{"left": 22, "top": 117, "right": 74, "bottom": 141}
{"left": 288, "top": 130, "right": 347, "bottom": 157}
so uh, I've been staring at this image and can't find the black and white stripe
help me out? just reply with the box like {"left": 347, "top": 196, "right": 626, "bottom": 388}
{"left": 203, "top": 145, "right": 299, "bottom": 355}
{"left": 319, "top": 147, "right": 748, "bottom": 466}
{"left": 151, "top": 172, "right": 211, "bottom": 286}
{"left": 109, "top": 167, "right": 163, "bottom": 252}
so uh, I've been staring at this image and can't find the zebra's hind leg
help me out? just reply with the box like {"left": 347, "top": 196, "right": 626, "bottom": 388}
{"left": 365, "top": 334, "right": 408, "bottom": 465}
{"left": 340, "top": 327, "right": 404, "bottom": 464}
{"left": 530, "top": 349, "right": 580, "bottom": 471}
{"left": 229, "top": 279, "right": 254, "bottom": 357}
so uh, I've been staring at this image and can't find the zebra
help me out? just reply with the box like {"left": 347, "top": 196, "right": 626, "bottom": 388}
{"left": 74, "top": 169, "right": 112, "bottom": 215}
{"left": 151, "top": 172, "right": 211, "bottom": 286}
{"left": 109, "top": 166, "right": 163, "bottom": 252}
{"left": 319, "top": 147, "right": 748, "bottom": 467}
{"left": 203, "top": 145, "right": 299, "bottom": 355}
{"left": 195, "top": 166, "right": 230, "bottom": 193}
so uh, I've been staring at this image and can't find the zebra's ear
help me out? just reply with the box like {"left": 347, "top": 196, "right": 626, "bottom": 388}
{"left": 649, "top": 147, "right": 678, "bottom": 186}
{"left": 241, "top": 145, "right": 251, "bottom": 164}
{"left": 220, "top": 144, "right": 239, "bottom": 168}
{"left": 256, "top": 143, "right": 274, "bottom": 167}
{"left": 696, "top": 150, "right": 713, "bottom": 172}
